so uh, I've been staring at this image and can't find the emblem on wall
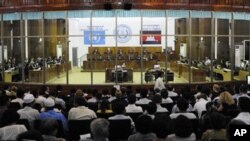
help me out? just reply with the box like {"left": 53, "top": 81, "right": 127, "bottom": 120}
{"left": 114, "top": 24, "right": 132, "bottom": 43}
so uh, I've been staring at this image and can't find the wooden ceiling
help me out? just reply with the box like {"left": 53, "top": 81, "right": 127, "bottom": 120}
{"left": 0, "top": 0, "right": 249, "bottom": 13}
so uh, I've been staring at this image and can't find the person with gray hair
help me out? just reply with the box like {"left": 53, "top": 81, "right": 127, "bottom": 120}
{"left": 82, "top": 118, "right": 109, "bottom": 141}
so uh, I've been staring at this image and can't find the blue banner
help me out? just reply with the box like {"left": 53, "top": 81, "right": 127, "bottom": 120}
{"left": 84, "top": 30, "right": 105, "bottom": 45}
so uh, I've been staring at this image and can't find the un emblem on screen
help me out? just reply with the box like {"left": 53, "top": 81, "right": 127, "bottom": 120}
{"left": 114, "top": 24, "right": 132, "bottom": 43}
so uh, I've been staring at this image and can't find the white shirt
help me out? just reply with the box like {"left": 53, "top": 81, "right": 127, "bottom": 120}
{"left": 156, "top": 104, "right": 168, "bottom": 113}
{"left": 154, "top": 77, "right": 165, "bottom": 90}
{"left": 35, "top": 96, "right": 46, "bottom": 106}
{"left": 11, "top": 98, "right": 24, "bottom": 107}
{"left": 0, "top": 125, "right": 27, "bottom": 140}
{"left": 162, "top": 98, "right": 173, "bottom": 104}
{"left": 193, "top": 98, "right": 208, "bottom": 118}
{"left": 205, "top": 59, "right": 211, "bottom": 66}
{"left": 17, "top": 106, "right": 40, "bottom": 127}
{"left": 55, "top": 97, "right": 66, "bottom": 109}
{"left": 170, "top": 112, "right": 197, "bottom": 119}
{"left": 136, "top": 98, "right": 151, "bottom": 105}
{"left": 234, "top": 112, "right": 250, "bottom": 125}
{"left": 125, "top": 104, "right": 143, "bottom": 113}
{"left": 68, "top": 106, "right": 97, "bottom": 120}
{"left": 168, "top": 91, "right": 178, "bottom": 97}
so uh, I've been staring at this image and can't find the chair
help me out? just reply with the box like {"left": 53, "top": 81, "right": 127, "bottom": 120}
{"left": 108, "top": 119, "right": 132, "bottom": 141}
{"left": 88, "top": 102, "right": 99, "bottom": 112}
{"left": 68, "top": 119, "right": 93, "bottom": 141}
{"left": 126, "top": 112, "right": 143, "bottom": 122}
{"left": 17, "top": 119, "right": 30, "bottom": 130}
{"left": 97, "top": 112, "right": 115, "bottom": 119}
{"left": 161, "top": 103, "right": 174, "bottom": 113}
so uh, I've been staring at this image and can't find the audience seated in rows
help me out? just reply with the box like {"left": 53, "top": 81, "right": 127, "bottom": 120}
{"left": 136, "top": 88, "right": 152, "bottom": 105}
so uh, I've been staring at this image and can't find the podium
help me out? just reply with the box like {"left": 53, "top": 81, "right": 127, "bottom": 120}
{"left": 105, "top": 68, "right": 133, "bottom": 83}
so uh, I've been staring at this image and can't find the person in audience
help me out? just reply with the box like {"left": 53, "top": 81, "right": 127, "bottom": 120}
{"left": 35, "top": 89, "right": 47, "bottom": 107}
{"left": 40, "top": 118, "right": 66, "bottom": 141}
{"left": 88, "top": 89, "right": 98, "bottom": 103}
{"left": 17, "top": 130, "right": 44, "bottom": 141}
{"left": 214, "top": 91, "right": 236, "bottom": 113}
{"left": 128, "top": 115, "right": 156, "bottom": 141}
{"left": 108, "top": 88, "right": 117, "bottom": 102}
{"left": 136, "top": 88, "right": 151, "bottom": 105}
{"left": 11, "top": 87, "right": 24, "bottom": 107}
{"left": 109, "top": 101, "right": 134, "bottom": 129}
{"left": 152, "top": 95, "right": 168, "bottom": 113}
{"left": 211, "top": 84, "right": 221, "bottom": 100}
{"left": 154, "top": 71, "right": 165, "bottom": 91}
{"left": 0, "top": 94, "right": 8, "bottom": 120}
{"left": 0, "top": 109, "right": 27, "bottom": 140}
{"left": 233, "top": 96, "right": 250, "bottom": 125}
{"left": 17, "top": 93, "right": 40, "bottom": 129}
{"left": 39, "top": 97, "right": 68, "bottom": 131}
{"left": 200, "top": 102, "right": 216, "bottom": 132}
{"left": 68, "top": 96, "right": 97, "bottom": 120}
{"left": 238, "top": 84, "right": 250, "bottom": 99}
{"left": 111, "top": 90, "right": 128, "bottom": 107}
{"left": 167, "top": 115, "right": 196, "bottom": 141}
{"left": 126, "top": 94, "right": 143, "bottom": 113}
{"left": 89, "top": 118, "right": 110, "bottom": 141}
{"left": 145, "top": 102, "right": 157, "bottom": 119}
{"left": 7, "top": 85, "right": 18, "bottom": 98}
{"left": 202, "top": 112, "right": 227, "bottom": 141}
{"left": 232, "top": 85, "right": 241, "bottom": 100}
{"left": 161, "top": 89, "right": 173, "bottom": 104}
{"left": 193, "top": 85, "right": 203, "bottom": 98}
{"left": 193, "top": 93, "right": 208, "bottom": 118}
{"left": 170, "top": 98, "right": 196, "bottom": 119}
{"left": 167, "top": 85, "right": 178, "bottom": 97}
{"left": 152, "top": 114, "right": 171, "bottom": 141}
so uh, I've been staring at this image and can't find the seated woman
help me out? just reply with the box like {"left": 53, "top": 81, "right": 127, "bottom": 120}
{"left": 214, "top": 90, "right": 237, "bottom": 113}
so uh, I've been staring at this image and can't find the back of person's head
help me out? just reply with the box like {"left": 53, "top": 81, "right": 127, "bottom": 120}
{"left": 112, "top": 101, "right": 125, "bottom": 114}
{"left": 174, "top": 115, "right": 193, "bottom": 138}
{"left": 239, "top": 84, "right": 248, "bottom": 94}
{"left": 40, "top": 119, "right": 58, "bottom": 136}
{"left": 16, "top": 87, "right": 25, "bottom": 98}
{"left": 219, "top": 91, "right": 235, "bottom": 105}
{"left": 75, "top": 89, "right": 83, "bottom": 97}
{"left": 140, "top": 88, "right": 148, "bottom": 98}
{"left": 135, "top": 115, "right": 153, "bottom": 134}
{"left": 206, "top": 102, "right": 214, "bottom": 112}
{"left": 197, "top": 93, "right": 207, "bottom": 100}
{"left": 152, "top": 114, "right": 170, "bottom": 139}
{"left": 201, "top": 86, "right": 211, "bottom": 96}
{"left": 209, "top": 112, "right": 226, "bottom": 130}
{"left": 75, "top": 96, "right": 88, "bottom": 107}
{"left": 238, "top": 96, "right": 250, "bottom": 112}
{"left": 177, "top": 98, "right": 189, "bottom": 112}
{"left": 152, "top": 94, "right": 162, "bottom": 104}
{"left": 167, "top": 85, "right": 174, "bottom": 91}
{"left": 17, "top": 130, "right": 44, "bottom": 141}
{"left": 161, "top": 89, "right": 169, "bottom": 99}
{"left": 90, "top": 118, "right": 110, "bottom": 139}
{"left": 127, "top": 94, "right": 136, "bottom": 104}
{"left": 154, "top": 88, "right": 160, "bottom": 94}
{"left": 146, "top": 102, "right": 157, "bottom": 115}
{"left": 0, "top": 109, "right": 20, "bottom": 127}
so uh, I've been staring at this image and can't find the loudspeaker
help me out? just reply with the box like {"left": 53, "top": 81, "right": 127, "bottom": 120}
{"left": 123, "top": 2, "right": 132, "bottom": 10}
{"left": 104, "top": 2, "right": 112, "bottom": 10}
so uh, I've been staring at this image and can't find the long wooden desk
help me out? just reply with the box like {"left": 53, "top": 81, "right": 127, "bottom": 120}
{"left": 213, "top": 68, "right": 232, "bottom": 81}
{"left": 29, "top": 62, "right": 71, "bottom": 82}
{"left": 83, "top": 60, "right": 157, "bottom": 71}
{"left": 105, "top": 68, "right": 133, "bottom": 83}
